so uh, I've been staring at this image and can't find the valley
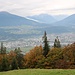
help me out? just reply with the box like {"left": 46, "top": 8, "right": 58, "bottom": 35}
{"left": 1, "top": 32, "right": 75, "bottom": 52}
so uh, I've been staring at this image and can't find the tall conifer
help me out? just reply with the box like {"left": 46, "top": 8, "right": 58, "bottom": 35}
{"left": 42, "top": 31, "right": 50, "bottom": 57}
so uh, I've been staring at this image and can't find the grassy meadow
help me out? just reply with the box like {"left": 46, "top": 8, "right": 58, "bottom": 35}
{"left": 0, "top": 69, "right": 75, "bottom": 75}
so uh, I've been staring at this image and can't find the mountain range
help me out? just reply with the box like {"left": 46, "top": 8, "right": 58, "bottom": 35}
{"left": 27, "top": 14, "right": 57, "bottom": 24}
{"left": 0, "top": 11, "right": 75, "bottom": 41}
{"left": 0, "top": 11, "right": 75, "bottom": 26}
{"left": 0, "top": 11, "right": 43, "bottom": 26}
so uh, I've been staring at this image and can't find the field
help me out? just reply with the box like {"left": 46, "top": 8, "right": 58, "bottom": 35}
{"left": 0, "top": 69, "right": 75, "bottom": 75}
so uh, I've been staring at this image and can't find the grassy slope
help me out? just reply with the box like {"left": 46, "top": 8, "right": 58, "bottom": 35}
{"left": 0, "top": 69, "right": 75, "bottom": 75}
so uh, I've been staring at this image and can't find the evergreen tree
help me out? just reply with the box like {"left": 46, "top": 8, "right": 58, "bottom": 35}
{"left": 42, "top": 31, "right": 50, "bottom": 57}
{"left": 15, "top": 47, "right": 24, "bottom": 69}
{"left": 14, "top": 47, "right": 21, "bottom": 54}
{"left": 0, "top": 42, "right": 6, "bottom": 54}
{"left": 16, "top": 53, "right": 24, "bottom": 69}
{"left": 54, "top": 36, "right": 61, "bottom": 48}
{"left": 11, "top": 57, "right": 18, "bottom": 70}
{"left": 1, "top": 42, "right": 3, "bottom": 54}
{"left": 1, "top": 57, "right": 9, "bottom": 71}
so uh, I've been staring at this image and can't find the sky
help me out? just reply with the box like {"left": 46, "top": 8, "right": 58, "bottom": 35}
{"left": 0, "top": 0, "right": 75, "bottom": 17}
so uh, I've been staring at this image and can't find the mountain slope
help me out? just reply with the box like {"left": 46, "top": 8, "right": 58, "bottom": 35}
{"left": 53, "top": 14, "right": 75, "bottom": 26}
{"left": 53, "top": 15, "right": 68, "bottom": 21}
{"left": 27, "top": 14, "right": 57, "bottom": 24}
{"left": 0, "top": 11, "right": 42, "bottom": 26}
{"left": 45, "top": 14, "right": 75, "bottom": 33}
{"left": 34, "top": 14, "right": 75, "bottom": 34}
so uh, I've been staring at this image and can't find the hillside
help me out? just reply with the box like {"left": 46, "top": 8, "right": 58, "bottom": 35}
{"left": 27, "top": 14, "right": 57, "bottom": 24}
{"left": 0, "top": 11, "right": 42, "bottom": 26}
{"left": 53, "top": 14, "right": 75, "bottom": 26}
{"left": 45, "top": 14, "right": 75, "bottom": 33}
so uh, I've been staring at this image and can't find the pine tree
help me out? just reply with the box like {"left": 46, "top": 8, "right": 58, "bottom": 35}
{"left": 0, "top": 42, "right": 6, "bottom": 54}
{"left": 1, "top": 57, "right": 9, "bottom": 71}
{"left": 15, "top": 47, "right": 24, "bottom": 69}
{"left": 16, "top": 53, "right": 24, "bottom": 69}
{"left": 1, "top": 42, "right": 3, "bottom": 54}
{"left": 54, "top": 36, "right": 61, "bottom": 48}
{"left": 42, "top": 31, "right": 50, "bottom": 57}
{"left": 14, "top": 47, "right": 21, "bottom": 55}
{"left": 11, "top": 57, "right": 18, "bottom": 70}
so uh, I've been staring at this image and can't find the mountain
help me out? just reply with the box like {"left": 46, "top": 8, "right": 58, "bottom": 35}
{"left": 53, "top": 14, "right": 75, "bottom": 26}
{"left": 38, "top": 14, "right": 75, "bottom": 33}
{"left": 0, "top": 11, "right": 75, "bottom": 41}
{"left": 44, "top": 14, "right": 75, "bottom": 33}
{"left": 0, "top": 11, "right": 43, "bottom": 26}
{"left": 0, "top": 11, "right": 50, "bottom": 41}
{"left": 27, "top": 14, "right": 57, "bottom": 24}
{"left": 53, "top": 15, "right": 68, "bottom": 21}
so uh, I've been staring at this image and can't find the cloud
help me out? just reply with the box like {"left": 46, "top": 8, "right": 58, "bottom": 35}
{"left": 0, "top": 0, "right": 75, "bottom": 16}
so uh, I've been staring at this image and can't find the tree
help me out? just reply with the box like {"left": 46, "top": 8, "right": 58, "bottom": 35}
{"left": 0, "top": 42, "right": 3, "bottom": 54}
{"left": 14, "top": 47, "right": 24, "bottom": 69}
{"left": 14, "top": 47, "right": 22, "bottom": 55}
{"left": 54, "top": 36, "right": 61, "bottom": 48}
{"left": 11, "top": 57, "right": 18, "bottom": 70}
{"left": 42, "top": 31, "right": 50, "bottom": 57}
{"left": 1, "top": 57, "right": 9, "bottom": 71}
{"left": 24, "top": 46, "right": 43, "bottom": 68}
{"left": 0, "top": 42, "right": 6, "bottom": 54}
{"left": 63, "top": 43, "right": 75, "bottom": 68}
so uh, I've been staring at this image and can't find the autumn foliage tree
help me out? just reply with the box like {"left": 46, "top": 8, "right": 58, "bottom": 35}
{"left": 24, "top": 46, "right": 44, "bottom": 68}
{"left": 24, "top": 42, "right": 75, "bottom": 69}
{"left": 63, "top": 42, "right": 75, "bottom": 68}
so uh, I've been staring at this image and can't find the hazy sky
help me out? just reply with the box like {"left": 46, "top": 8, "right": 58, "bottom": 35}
{"left": 0, "top": 0, "right": 75, "bottom": 16}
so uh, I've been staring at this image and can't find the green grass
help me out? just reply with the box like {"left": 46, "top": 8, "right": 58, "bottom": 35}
{"left": 0, "top": 69, "right": 75, "bottom": 75}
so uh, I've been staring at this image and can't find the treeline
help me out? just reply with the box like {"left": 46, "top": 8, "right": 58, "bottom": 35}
{"left": 0, "top": 32, "right": 75, "bottom": 71}
{"left": 24, "top": 43, "right": 75, "bottom": 69}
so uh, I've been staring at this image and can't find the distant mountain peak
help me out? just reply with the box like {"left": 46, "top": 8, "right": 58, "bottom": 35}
{"left": 27, "top": 14, "right": 57, "bottom": 24}
{"left": 0, "top": 11, "right": 10, "bottom": 14}
{"left": 0, "top": 11, "right": 42, "bottom": 26}
{"left": 67, "top": 14, "right": 75, "bottom": 18}
{"left": 52, "top": 14, "right": 75, "bottom": 26}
